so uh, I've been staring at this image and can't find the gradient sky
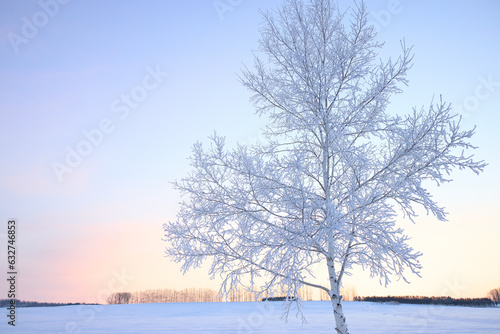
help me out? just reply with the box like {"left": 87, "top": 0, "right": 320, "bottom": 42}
{"left": 0, "top": 0, "right": 499, "bottom": 303}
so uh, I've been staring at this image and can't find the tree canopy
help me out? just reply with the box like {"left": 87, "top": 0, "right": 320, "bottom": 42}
{"left": 164, "top": 1, "right": 486, "bottom": 332}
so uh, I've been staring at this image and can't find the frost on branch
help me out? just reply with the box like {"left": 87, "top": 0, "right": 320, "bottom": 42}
{"left": 164, "top": 0, "right": 486, "bottom": 332}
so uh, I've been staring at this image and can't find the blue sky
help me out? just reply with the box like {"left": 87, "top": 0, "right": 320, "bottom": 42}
{"left": 0, "top": 0, "right": 499, "bottom": 303}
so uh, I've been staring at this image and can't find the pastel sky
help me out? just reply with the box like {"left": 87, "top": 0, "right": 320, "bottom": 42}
{"left": 1, "top": 0, "right": 499, "bottom": 303}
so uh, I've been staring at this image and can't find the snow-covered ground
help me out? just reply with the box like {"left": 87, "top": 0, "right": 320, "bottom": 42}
{"left": 1, "top": 301, "right": 499, "bottom": 333}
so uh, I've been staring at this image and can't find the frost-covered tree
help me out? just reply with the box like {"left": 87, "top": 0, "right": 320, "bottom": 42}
{"left": 164, "top": 0, "right": 485, "bottom": 332}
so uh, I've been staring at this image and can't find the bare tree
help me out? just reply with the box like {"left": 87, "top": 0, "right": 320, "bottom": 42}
{"left": 320, "top": 289, "right": 330, "bottom": 301}
{"left": 341, "top": 284, "right": 357, "bottom": 302}
{"left": 299, "top": 285, "right": 313, "bottom": 301}
{"left": 107, "top": 292, "right": 131, "bottom": 305}
{"left": 164, "top": 0, "right": 485, "bottom": 332}
{"left": 488, "top": 288, "right": 500, "bottom": 306}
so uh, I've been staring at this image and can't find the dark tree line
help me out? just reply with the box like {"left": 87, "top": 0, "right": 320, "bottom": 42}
{"left": 0, "top": 299, "right": 96, "bottom": 308}
{"left": 355, "top": 295, "right": 495, "bottom": 307}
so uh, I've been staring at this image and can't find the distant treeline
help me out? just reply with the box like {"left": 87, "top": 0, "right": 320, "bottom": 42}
{"left": 107, "top": 286, "right": 316, "bottom": 304}
{"left": 107, "top": 288, "right": 223, "bottom": 304}
{"left": 355, "top": 296, "right": 495, "bottom": 307}
{"left": 0, "top": 299, "right": 96, "bottom": 308}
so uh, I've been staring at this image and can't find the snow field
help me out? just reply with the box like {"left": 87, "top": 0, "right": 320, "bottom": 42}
{"left": 1, "top": 301, "right": 499, "bottom": 333}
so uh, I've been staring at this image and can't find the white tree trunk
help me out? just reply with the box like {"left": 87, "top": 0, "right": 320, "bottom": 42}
{"left": 328, "top": 254, "right": 349, "bottom": 334}
{"left": 330, "top": 282, "right": 349, "bottom": 334}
